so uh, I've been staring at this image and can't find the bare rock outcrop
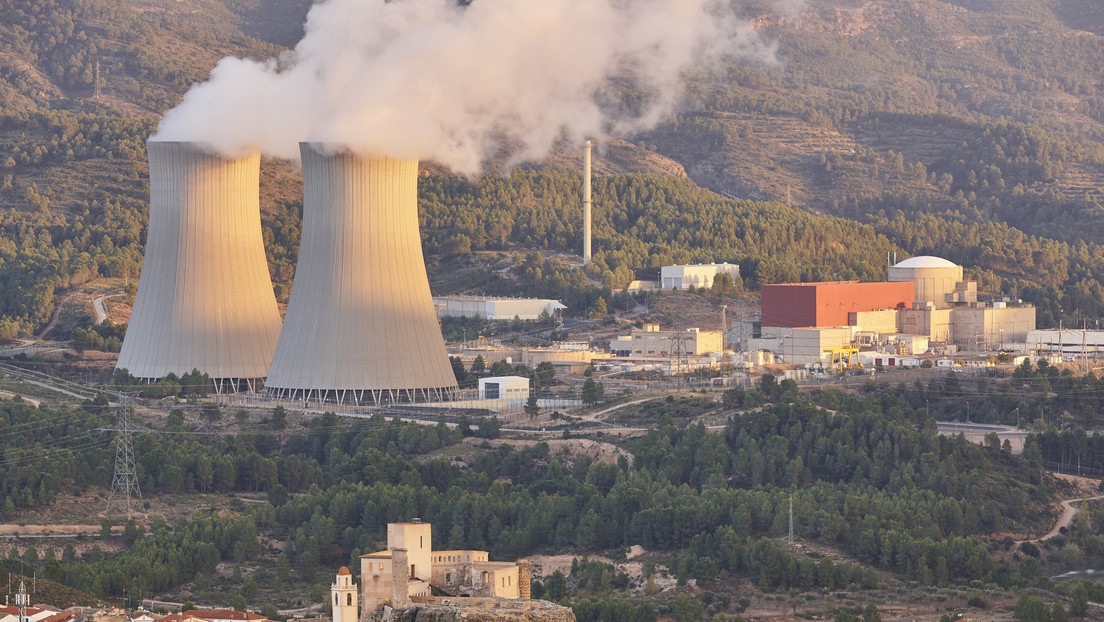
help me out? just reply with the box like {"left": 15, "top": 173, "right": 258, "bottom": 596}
{"left": 371, "top": 600, "right": 575, "bottom": 622}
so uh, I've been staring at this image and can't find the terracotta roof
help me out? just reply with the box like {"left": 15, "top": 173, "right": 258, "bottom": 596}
{"left": 338, "top": 566, "right": 350, "bottom": 576}
{"left": 40, "top": 611, "right": 78, "bottom": 622}
{"left": 184, "top": 612, "right": 266, "bottom": 622}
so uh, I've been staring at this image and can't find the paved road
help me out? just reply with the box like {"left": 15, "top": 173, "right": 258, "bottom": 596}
{"left": 92, "top": 293, "right": 122, "bottom": 324}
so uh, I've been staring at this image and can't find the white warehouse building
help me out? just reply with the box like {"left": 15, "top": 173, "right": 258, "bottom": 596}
{"left": 660, "top": 263, "right": 740, "bottom": 290}
{"left": 434, "top": 296, "right": 566, "bottom": 321}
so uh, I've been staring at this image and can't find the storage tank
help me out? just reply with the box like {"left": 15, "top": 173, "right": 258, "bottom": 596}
{"left": 116, "top": 141, "right": 282, "bottom": 392}
{"left": 264, "top": 144, "right": 458, "bottom": 404}
{"left": 888, "top": 255, "right": 963, "bottom": 310}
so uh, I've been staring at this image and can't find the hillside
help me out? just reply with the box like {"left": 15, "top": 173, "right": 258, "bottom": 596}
{"left": 0, "top": 0, "right": 1101, "bottom": 338}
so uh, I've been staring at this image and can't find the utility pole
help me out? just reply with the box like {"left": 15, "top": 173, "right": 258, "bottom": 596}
{"left": 721, "top": 305, "right": 727, "bottom": 352}
{"left": 93, "top": 60, "right": 102, "bottom": 100}
{"left": 788, "top": 492, "right": 794, "bottom": 545}
{"left": 105, "top": 393, "right": 142, "bottom": 518}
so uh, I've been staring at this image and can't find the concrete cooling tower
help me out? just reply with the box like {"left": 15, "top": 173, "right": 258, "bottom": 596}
{"left": 264, "top": 144, "right": 458, "bottom": 405}
{"left": 115, "top": 141, "right": 283, "bottom": 392}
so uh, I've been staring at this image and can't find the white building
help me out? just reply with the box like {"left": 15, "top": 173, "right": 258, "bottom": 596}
{"left": 1026, "top": 329, "right": 1104, "bottom": 359}
{"left": 478, "top": 376, "right": 530, "bottom": 400}
{"left": 609, "top": 324, "right": 724, "bottom": 357}
{"left": 434, "top": 297, "right": 566, "bottom": 321}
{"left": 660, "top": 263, "right": 740, "bottom": 290}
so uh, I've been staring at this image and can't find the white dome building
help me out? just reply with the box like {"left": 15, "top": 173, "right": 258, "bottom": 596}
{"left": 888, "top": 256, "right": 964, "bottom": 310}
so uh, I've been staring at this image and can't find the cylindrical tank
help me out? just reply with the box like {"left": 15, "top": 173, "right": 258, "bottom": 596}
{"left": 264, "top": 144, "right": 458, "bottom": 405}
{"left": 888, "top": 255, "right": 963, "bottom": 310}
{"left": 116, "top": 141, "right": 282, "bottom": 391}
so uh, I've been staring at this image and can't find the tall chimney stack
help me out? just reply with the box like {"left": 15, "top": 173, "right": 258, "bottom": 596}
{"left": 583, "top": 140, "right": 592, "bottom": 264}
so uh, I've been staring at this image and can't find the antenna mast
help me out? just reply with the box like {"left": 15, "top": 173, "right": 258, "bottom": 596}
{"left": 106, "top": 393, "right": 142, "bottom": 518}
{"left": 15, "top": 581, "right": 29, "bottom": 622}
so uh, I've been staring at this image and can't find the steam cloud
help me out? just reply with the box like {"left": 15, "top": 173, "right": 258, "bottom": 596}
{"left": 153, "top": 0, "right": 777, "bottom": 174}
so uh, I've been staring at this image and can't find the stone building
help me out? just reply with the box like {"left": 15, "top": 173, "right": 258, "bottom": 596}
{"left": 355, "top": 520, "right": 529, "bottom": 612}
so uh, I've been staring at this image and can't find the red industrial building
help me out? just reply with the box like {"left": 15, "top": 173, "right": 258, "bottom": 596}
{"left": 761, "top": 281, "right": 915, "bottom": 328}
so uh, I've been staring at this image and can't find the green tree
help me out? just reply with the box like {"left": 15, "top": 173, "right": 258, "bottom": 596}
{"left": 268, "top": 483, "right": 289, "bottom": 507}
{"left": 545, "top": 570, "right": 567, "bottom": 601}
{"left": 582, "top": 377, "right": 604, "bottom": 405}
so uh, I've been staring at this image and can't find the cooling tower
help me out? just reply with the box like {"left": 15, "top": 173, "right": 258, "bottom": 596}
{"left": 264, "top": 144, "right": 458, "bottom": 405}
{"left": 115, "top": 141, "right": 282, "bottom": 392}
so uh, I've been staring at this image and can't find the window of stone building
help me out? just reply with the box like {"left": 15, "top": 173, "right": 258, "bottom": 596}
{"left": 347, "top": 594, "right": 352, "bottom": 606}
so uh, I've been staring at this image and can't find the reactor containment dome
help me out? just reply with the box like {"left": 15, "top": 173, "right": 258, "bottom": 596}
{"left": 888, "top": 255, "right": 964, "bottom": 310}
{"left": 264, "top": 144, "right": 458, "bottom": 405}
{"left": 115, "top": 141, "right": 283, "bottom": 392}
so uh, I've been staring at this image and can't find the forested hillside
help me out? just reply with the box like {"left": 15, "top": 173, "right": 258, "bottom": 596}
{"left": 0, "top": 0, "right": 1102, "bottom": 336}
{"left": 2, "top": 375, "right": 1096, "bottom": 615}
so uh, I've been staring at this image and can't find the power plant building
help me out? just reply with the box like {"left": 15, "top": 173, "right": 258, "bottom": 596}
{"left": 609, "top": 323, "right": 723, "bottom": 357}
{"left": 745, "top": 256, "right": 1035, "bottom": 364}
{"left": 115, "top": 141, "right": 282, "bottom": 392}
{"left": 760, "top": 281, "right": 914, "bottom": 328}
{"left": 888, "top": 255, "right": 968, "bottom": 309}
{"left": 433, "top": 296, "right": 566, "bottom": 321}
{"left": 264, "top": 146, "right": 458, "bottom": 405}
{"left": 660, "top": 263, "right": 740, "bottom": 290}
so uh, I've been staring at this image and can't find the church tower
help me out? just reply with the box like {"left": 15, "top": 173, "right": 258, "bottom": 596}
{"left": 332, "top": 566, "right": 358, "bottom": 622}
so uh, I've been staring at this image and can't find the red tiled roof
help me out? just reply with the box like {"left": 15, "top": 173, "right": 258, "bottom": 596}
{"left": 184, "top": 611, "right": 266, "bottom": 622}
{"left": 39, "top": 611, "right": 78, "bottom": 622}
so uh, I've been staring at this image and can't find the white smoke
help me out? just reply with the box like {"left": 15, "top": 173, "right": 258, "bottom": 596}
{"left": 153, "top": 0, "right": 777, "bottom": 174}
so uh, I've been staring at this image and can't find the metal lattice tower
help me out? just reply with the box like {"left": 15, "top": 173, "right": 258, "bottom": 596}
{"left": 105, "top": 394, "right": 142, "bottom": 518}
{"left": 15, "top": 580, "right": 29, "bottom": 622}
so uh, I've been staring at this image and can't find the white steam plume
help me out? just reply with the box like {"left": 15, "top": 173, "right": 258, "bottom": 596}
{"left": 153, "top": 0, "right": 777, "bottom": 174}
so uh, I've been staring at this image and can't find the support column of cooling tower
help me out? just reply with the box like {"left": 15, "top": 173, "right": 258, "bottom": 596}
{"left": 264, "top": 144, "right": 459, "bottom": 405}
{"left": 115, "top": 141, "right": 282, "bottom": 390}
{"left": 583, "top": 140, "right": 592, "bottom": 264}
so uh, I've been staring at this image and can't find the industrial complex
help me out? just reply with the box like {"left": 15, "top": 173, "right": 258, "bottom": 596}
{"left": 115, "top": 138, "right": 1045, "bottom": 407}
{"left": 743, "top": 256, "right": 1036, "bottom": 366}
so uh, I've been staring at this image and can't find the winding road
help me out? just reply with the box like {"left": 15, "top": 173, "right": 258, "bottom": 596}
{"left": 1021, "top": 492, "right": 1104, "bottom": 543}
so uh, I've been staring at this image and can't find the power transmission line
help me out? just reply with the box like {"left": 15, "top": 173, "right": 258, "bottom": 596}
{"left": 105, "top": 393, "right": 142, "bottom": 519}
